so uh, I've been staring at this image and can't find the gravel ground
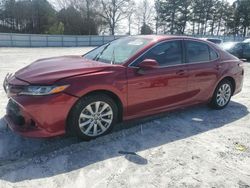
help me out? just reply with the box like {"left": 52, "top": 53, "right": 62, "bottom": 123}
{"left": 0, "top": 48, "right": 249, "bottom": 188}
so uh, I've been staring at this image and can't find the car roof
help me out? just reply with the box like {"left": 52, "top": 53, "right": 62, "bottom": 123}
{"left": 132, "top": 35, "right": 210, "bottom": 43}
{"left": 202, "top": 38, "right": 222, "bottom": 40}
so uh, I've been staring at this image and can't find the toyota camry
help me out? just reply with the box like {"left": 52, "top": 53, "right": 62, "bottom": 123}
{"left": 3, "top": 35, "right": 244, "bottom": 140}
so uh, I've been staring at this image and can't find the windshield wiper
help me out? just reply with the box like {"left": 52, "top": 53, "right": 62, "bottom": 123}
{"left": 111, "top": 48, "right": 115, "bottom": 65}
{"left": 93, "top": 43, "right": 110, "bottom": 61}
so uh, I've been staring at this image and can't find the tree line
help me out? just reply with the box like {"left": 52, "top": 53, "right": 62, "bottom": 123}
{"left": 155, "top": 0, "right": 250, "bottom": 37}
{"left": 0, "top": 0, "right": 249, "bottom": 36}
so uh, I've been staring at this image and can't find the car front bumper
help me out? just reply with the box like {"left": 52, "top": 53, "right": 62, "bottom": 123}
{"left": 3, "top": 75, "right": 78, "bottom": 138}
{"left": 4, "top": 93, "right": 78, "bottom": 138}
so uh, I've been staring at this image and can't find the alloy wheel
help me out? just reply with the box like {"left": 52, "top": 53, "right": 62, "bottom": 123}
{"left": 78, "top": 101, "right": 113, "bottom": 137}
{"left": 216, "top": 83, "right": 232, "bottom": 107}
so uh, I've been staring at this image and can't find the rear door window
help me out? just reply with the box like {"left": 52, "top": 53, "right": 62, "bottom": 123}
{"left": 185, "top": 41, "right": 210, "bottom": 63}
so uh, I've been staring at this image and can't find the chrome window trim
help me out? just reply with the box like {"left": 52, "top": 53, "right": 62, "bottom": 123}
{"left": 129, "top": 62, "right": 186, "bottom": 69}
{"left": 128, "top": 39, "right": 184, "bottom": 69}
{"left": 128, "top": 38, "right": 220, "bottom": 69}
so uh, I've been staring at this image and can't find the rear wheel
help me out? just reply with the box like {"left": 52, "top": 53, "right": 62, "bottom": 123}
{"left": 67, "top": 94, "right": 118, "bottom": 140}
{"left": 209, "top": 79, "right": 233, "bottom": 110}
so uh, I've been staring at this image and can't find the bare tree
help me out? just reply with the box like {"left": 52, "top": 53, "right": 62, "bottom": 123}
{"left": 126, "top": 1, "right": 135, "bottom": 35}
{"left": 127, "top": 11, "right": 133, "bottom": 35}
{"left": 135, "top": 0, "right": 155, "bottom": 34}
{"left": 55, "top": 0, "right": 79, "bottom": 9}
{"left": 141, "top": 0, "right": 152, "bottom": 25}
{"left": 99, "top": 0, "right": 132, "bottom": 35}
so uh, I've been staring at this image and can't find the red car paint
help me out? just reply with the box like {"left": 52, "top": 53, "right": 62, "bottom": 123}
{"left": 3, "top": 35, "right": 244, "bottom": 138}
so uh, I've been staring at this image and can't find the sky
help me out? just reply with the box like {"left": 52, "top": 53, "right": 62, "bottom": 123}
{"left": 48, "top": 0, "right": 237, "bottom": 35}
{"left": 49, "top": 0, "right": 236, "bottom": 9}
{"left": 227, "top": 0, "right": 235, "bottom": 4}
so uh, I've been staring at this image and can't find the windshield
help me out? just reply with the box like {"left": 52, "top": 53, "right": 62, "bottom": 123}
{"left": 83, "top": 37, "right": 152, "bottom": 64}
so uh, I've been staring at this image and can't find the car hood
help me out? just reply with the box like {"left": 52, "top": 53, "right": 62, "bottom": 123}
{"left": 15, "top": 56, "right": 112, "bottom": 84}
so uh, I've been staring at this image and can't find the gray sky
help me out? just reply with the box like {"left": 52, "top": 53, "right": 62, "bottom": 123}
{"left": 227, "top": 0, "right": 235, "bottom": 4}
{"left": 49, "top": 0, "right": 236, "bottom": 9}
{"left": 48, "top": 0, "right": 236, "bottom": 35}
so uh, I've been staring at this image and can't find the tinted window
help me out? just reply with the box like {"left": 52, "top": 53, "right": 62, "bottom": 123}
{"left": 186, "top": 41, "right": 210, "bottom": 63}
{"left": 135, "top": 40, "right": 182, "bottom": 67}
{"left": 209, "top": 47, "right": 218, "bottom": 60}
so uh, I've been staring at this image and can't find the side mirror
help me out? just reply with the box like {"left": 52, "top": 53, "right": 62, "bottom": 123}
{"left": 138, "top": 59, "right": 160, "bottom": 70}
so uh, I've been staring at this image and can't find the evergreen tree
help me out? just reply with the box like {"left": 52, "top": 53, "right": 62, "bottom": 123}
{"left": 236, "top": 0, "right": 250, "bottom": 37}
{"left": 141, "top": 23, "right": 153, "bottom": 34}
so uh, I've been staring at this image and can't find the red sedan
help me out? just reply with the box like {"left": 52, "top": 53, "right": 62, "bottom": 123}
{"left": 3, "top": 35, "right": 244, "bottom": 140}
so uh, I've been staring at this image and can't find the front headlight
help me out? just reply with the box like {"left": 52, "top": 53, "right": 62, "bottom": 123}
{"left": 19, "top": 85, "right": 69, "bottom": 96}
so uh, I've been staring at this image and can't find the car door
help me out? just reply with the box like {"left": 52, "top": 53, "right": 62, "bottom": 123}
{"left": 184, "top": 40, "right": 220, "bottom": 103}
{"left": 126, "top": 40, "right": 190, "bottom": 118}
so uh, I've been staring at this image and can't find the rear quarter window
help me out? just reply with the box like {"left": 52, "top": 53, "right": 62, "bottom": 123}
{"left": 209, "top": 47, "right": 219, "bottom": 60}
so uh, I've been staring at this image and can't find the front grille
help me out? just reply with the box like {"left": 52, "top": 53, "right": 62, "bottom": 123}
{"left": 7, "top": 100, "right": 25, "bottom": 126}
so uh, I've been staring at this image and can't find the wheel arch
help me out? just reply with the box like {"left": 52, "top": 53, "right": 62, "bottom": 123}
{"left": 83, "top": 90, "right": 124, "bottom": 122}
{"left": 209, "top": 76, "right": 236, "bottom": 104}
{"left": 219, "top": 76, "right": 236, "bottom": 95}
{"left": 66, "top": 89, "right": 124, "bottom": 133}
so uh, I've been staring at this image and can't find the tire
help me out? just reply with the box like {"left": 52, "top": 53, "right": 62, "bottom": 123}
{"left": 209, "top": 79, "right": 233, "bottom": 110}
{"left": 67, "top": 94, "right": 118, "bottom": 140}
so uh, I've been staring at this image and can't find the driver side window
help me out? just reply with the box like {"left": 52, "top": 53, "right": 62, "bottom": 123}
{"left": 134, "top": 40, "right": 183, "bottom": 67}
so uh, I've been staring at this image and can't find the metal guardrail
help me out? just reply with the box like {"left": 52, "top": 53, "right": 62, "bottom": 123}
{"left": 187, "top": 34, "right": 246, "bottom": 42}
{"left": 0, "top": 33, "right": 246, "bottom": 47}
{"left": 0, "top": 33, "right": 124, "bottom": 47}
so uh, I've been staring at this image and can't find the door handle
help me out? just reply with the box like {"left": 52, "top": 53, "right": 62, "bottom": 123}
{"left": 176, "top": 70, "right": 186, "bottom": 75}
{"left": 216, "top": 64, "right": 222, "bottom": 70}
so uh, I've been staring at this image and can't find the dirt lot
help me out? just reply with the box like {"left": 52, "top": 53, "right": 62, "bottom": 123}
{"left": 0, "top": 48, "right": 250, "bottom": 188}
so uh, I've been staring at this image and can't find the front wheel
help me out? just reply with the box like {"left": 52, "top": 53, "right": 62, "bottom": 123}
{"left": 67, "top": 94, "right": 118, "bottom": 140}
{"left": 209, "top": 79, "right": 233, "bottom": 110}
